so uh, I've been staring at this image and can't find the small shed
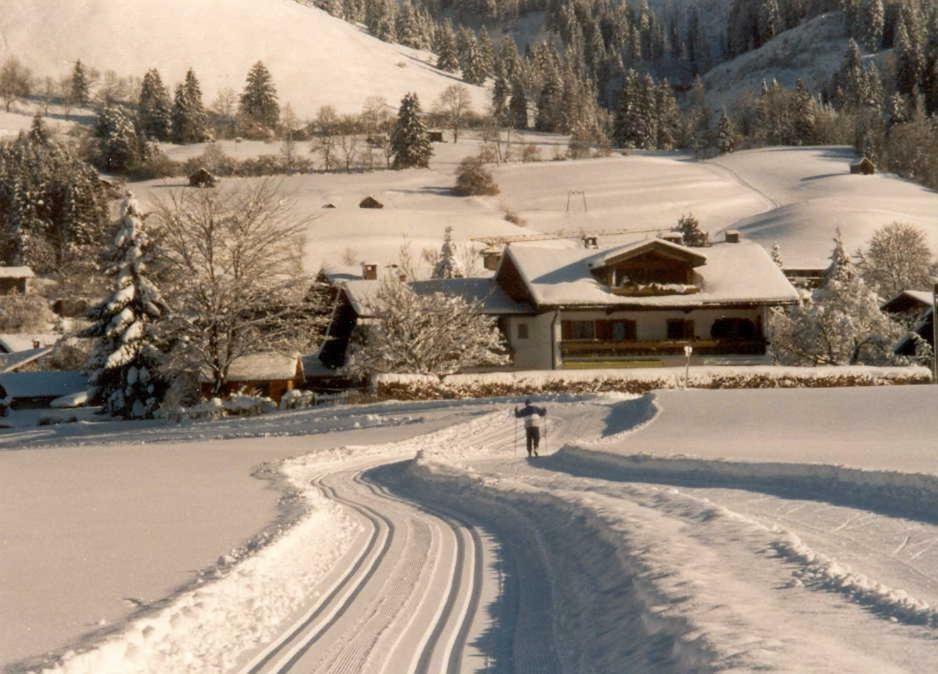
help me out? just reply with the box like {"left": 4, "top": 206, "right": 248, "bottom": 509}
{"left": 428, "top": 131, "right": 445, "bottom": 143}
{"left": 359, "top": 196, "right": 384, "bottom": 209}
{"left": 0, "top": 266, "right": 35, "bottom": 295}
{"left": 201, "top": 352, "right": 304, "bottom": 403}
{"left": 0, "top": 333, "right": 59, "bottom": 354}
{"left": 0, "top": 371, "right": 88, "bottom": 410}
{"left": 850, "top": 157, "right": 875, "bottom": 175}
{"left": 189, "top": 168, "right": 218, "bottom": 188}
{"left": 322, "top": 203, "right": 337, "bottom": 209}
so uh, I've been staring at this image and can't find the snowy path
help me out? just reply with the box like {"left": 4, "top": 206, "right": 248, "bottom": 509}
{"left": 29, "top": 394, "right": 938, "bottom": 673}
{"left": 236, "top": 458, "right": 489, "bottom": 674}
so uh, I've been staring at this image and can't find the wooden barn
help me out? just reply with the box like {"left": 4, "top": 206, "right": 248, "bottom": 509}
{"left": 0, "top": 266, "right": 35, "bottom": 295}
{"left": 201, "top": 352, "right": 304, "bottom": 403}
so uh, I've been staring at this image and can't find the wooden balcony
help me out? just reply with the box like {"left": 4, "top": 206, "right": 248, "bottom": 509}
{"left": 561, "top": 337, "right": 767, "bottom": 359}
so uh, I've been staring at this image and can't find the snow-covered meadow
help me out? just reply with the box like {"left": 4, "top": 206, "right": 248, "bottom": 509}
{"left": 7, "top": 386, "right": 938, "bottom": 673}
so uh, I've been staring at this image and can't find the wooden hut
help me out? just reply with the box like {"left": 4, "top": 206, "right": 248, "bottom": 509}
{"left": 201, "top": 352, "right": 304, "bottom": 403}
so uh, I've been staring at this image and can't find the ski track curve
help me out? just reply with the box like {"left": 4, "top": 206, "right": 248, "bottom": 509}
{"left": 238, "top": 459, "right": 489, "bottom": 674}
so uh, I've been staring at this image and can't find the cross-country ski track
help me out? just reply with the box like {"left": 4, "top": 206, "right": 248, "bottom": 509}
{"left": 28, "top": 393, "right": 938, "bottom": 674}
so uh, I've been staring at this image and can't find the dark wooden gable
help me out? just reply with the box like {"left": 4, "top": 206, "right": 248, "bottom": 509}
{"left": 495, "top": 250, "right": 534, "bottom": 303}
{"left": 593, "top": 242, "right": 705, "bottom": 287}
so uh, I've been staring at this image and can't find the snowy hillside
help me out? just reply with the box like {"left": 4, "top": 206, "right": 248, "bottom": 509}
{"left": 703, "top": 12, "right": 851, "bottom": 109}
{"left": 708, "top": 147, "right": 938, "bottom": 268}
{"left": 0, "top": 0, "right": 488, "bottom": 117}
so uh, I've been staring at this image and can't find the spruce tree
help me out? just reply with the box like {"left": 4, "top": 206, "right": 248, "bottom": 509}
{"left": 432, "top": 226, "right": 462, "bottom": 279}
{"left": 391, "top": 92, "right": 432, "bottom": 169}
{"left": 436, "top": 22, "right": 460, "bottom": 72}
{"left": 717, "top": 109, "right": 737, "bottom": 153}
{"left": 860, "top": 0, "right": 885, "bottom": 51}
{"left": 896, "top": 15, "right": 925, "bottom": 97}
{"left": 492, "top": 75, "right": 510, "bottom": 121}
{"left": 535, "top": 71, "right": 563, "bottom": 132}
{"left": 70, "top": 60, "right": 91, "bottom": 107}
{"left": 82, "top": 195, "right": 168, "bottom": 419}
{"left": 95, "top": 106, "right": 145, "bottom": 171}
{"left": 138, "top": 69, "right": 172, "bottom": 141}
{"left": 170, "top": 69, "right": 207, "bottom": 144}
{"left": 239, "top": 61, "right": 281, "bottom": 130}
{"left": 655, "top": 81, "right": 679, "bottom": 150}
{"left": 509, "top": 78, "right": 528, "bottom": 129}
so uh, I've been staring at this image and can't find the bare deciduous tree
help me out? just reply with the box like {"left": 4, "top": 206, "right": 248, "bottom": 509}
{"left": 152, "top": 180, "right": 325, "bottom": 395}
{"left": 434, "top": 84, "right": 473, "bottom": 143}
{"left": 0, "top": 57, "right": 32, "bottom": 112}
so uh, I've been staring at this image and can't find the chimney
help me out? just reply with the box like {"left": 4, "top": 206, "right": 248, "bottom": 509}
{"left": 482, "top": 248, "right": 502, "bottom": 271}
{"left": 724, "top": 230, "right": 740, "bottom": 244}
{"left": 582, "top": 235, "right": 598, "bottom": 249}
{"left": 362, "top": 263, "right": 378, "bottom": 280}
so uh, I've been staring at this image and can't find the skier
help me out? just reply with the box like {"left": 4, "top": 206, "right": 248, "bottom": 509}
{"left": 514, "top": 399, "right": 547, "bottom": 457}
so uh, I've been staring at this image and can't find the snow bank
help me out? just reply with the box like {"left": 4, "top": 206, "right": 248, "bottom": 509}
{"left": 373, "top": 365, "right": 929, "bottom": 399}
{"left": 34, "top": 460, "right": 361, "bottom": 674}
{"left": 398, "top": 459, "right": 722, "bottom": 672}
{"left": 549, "top": 442, "right": 938, "bottom": 531}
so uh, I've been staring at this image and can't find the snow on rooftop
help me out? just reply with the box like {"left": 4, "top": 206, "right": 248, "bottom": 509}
{"left": 342, "top": 277, "right": 534, "bottom": 317}
{"left": 507, "top": 239, "right": 799, "bottom": 308}
{"left": 0, "top": 266, "right": 34, "bottom": 279}
{"left": 0, "top": 333, "right": 59, "bottom": 354}
{"left": 0, "top": 371, "right": 87, "bottom": 399}
{"left": 207, "top": 352, "right": 301, "bottom": 383}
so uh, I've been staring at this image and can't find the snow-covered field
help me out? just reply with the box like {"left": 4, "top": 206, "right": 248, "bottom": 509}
{"left": 0, "top": 0, "right": 488, "bottom": 117}
{"left": 7, "top": 387, "right": 938, "bottom": 673}
{"left": 127, "top": 140, "right": 938, "bottom": 276}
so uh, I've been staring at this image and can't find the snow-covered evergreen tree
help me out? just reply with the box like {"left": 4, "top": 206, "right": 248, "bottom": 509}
{"left": 860, "top": 0, "right": 885, "bottom": 51}
{"left": 239, "top": 61, "right": 280, "bottom": 130}
{"left": 70, "top": 60, "right": 91, "bottom": 107}
{"left": 0, "top": 116, "right": 109, "bottom": 271}
{"left": 391, "top": 92, "right": 432, "bottom": 169}
{"left": 432, "top": 226, "right": 462, "bottom": 279}
{"left": 138, "top": 69, "right": 172, "bottom": 141}
{"left": 509, "top": 78, "right": 528, "bottom": 129}
{"left": 717, "top": 109, "right": 737, "bottom": 153}
{"left": 675, "top": 213, "right": 708, "bottom": 246}
{"left": 436, "top": 22, "right": 460, "bottom": 72}
{"left": 344, "top": 276, "right": 508, "bottom": 377}
{"left": 94, "top": 106, "right": 146, "bottom": 171}
{"left": 82, "top": 195, "right": 168, "bottom": 419}
{"left": 824, "top": 227, "right": 851, "bottom": 284}
{"left": 171, "top": 69, "right": 208, "bottom": 144}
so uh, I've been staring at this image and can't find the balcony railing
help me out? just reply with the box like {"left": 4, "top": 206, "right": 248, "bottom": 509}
{"left": 561, "top": 337, "right": 767, "bottom": 358}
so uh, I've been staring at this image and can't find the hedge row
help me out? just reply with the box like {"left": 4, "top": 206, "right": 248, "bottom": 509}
{"left": 372, "top": 366, "right": 931, "bottom": 400}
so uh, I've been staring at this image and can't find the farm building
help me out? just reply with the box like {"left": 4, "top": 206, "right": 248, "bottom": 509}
{"left": 883, "top": 289, "right": 934, "bottom": 356}
{"left": 0, "top": 267, "right": 35, "bottom": 295}
{"left": 0, "top": 371, "right": 88, "bottom": 410}
{"left": 200, "top": 352, "right": 304, "bottom": 403}
{"left": 321, "top": 235, "right": 800, "bottom": 370}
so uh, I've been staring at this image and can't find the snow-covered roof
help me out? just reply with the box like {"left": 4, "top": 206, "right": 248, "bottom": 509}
{"left": 503, "top": 240, "right": 800, "bottom": 308}
{"left": 0, "top": 266, "right": 34, "bottom": 279}
{"left": 593, "top": 238, "right": 708, "bottom": 269}
{"left": 209, "top": 352, "right": 302, "bottom": 383}
{"left": 0, "top": 333, "right": 59, "bottom": 354}
{"left": 0, "top": 371, "right": 87, "bottom": 399}
{"left": 882, "top": 290, "right": 933, "bottom": 313}
{"left": 0, "top": 347, "right": 54, "bottom": 373}
{"left": 342, "top": 277, "right": 534, "bottom": 317}
{"left": 319, "top": 264, "right": 362, "bottom": 284}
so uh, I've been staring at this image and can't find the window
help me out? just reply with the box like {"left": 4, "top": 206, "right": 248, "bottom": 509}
{"left": 561, "top": 320, "right": 596, "bottom": 341}
{"left": 667, "top": 319, "right": 695, "bottom": 340}
{"left": 516, "top": 322, "right": 529, "bottom": 340}
{"left": 710, "top": 318, "right": 757, "bottom": 340}
{"left": 611, "top": 320, "right": 637, "bottom": 341}
{"left": 596, "top": 319, "right": 637, "bottom": 341}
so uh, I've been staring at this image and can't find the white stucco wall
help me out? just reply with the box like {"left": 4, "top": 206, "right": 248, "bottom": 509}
{"left": 505, "top": 307, "right": 768, "bottom": 370}
{"left": 505, "top": 313, "right": 559, "bottom": 370}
